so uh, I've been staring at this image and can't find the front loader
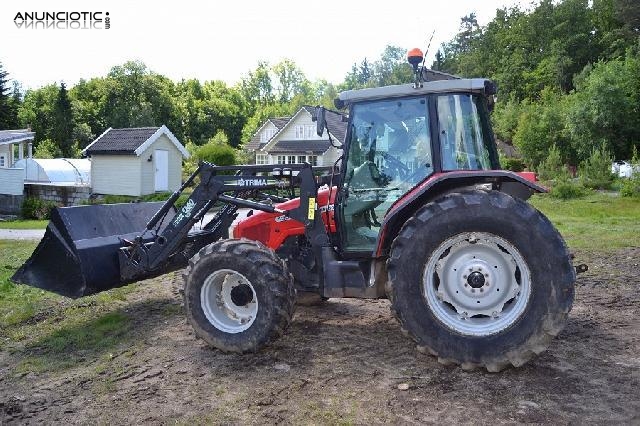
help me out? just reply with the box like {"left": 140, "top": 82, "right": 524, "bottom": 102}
{"left": 13, "top": 50, "right": 579, "bottom": 371}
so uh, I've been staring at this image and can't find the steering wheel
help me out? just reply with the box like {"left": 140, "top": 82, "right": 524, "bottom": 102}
{"left": 382, "top": 153, "right": 410, "bottom": 180}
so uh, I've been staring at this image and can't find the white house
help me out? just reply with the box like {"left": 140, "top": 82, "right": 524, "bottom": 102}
{"left": 245, "top": 106, "right": 346, "bottom": 167}
{"left": 82, "top": 125, "right": 189, "bottom": 196}
{"left": 0, "top": 129, "right": 33, "bottom": 169}
{"left": 0, "top": 129, "right": 34, "bottom": 202}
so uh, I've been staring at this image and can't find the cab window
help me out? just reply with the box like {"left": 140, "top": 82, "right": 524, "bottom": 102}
{"left": 437, "top": 94, "right": 492, "bottom": 171}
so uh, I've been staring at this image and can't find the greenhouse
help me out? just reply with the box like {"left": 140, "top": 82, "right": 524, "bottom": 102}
{"left": 12, "top": 158, "right": 91, "bottom": 186}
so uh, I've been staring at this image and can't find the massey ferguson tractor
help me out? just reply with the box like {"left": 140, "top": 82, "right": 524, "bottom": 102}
{"left": 13, "top": 50, "right": 579, "bottom": 372}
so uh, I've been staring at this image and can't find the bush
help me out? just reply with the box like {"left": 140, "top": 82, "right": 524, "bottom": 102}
{"left": 195, "top": 131, "right": 237, "bottom": 166}
{"left": 620, "top": 178, "right": 640, "bottom": 197}
{"left": 538, "top": 144, "right": 569, "bottom": 182}
{"left": 501, "top": 157, "right": 526, "bottom": 172}
{"left": 620, "top": 146, "right": 640, "bottom": 197}
{"left": 579, "top": 143, "right": 615, "bottom": 190}
{"left": 21, "top": 198, "right": 59, "bottom": 219}
{"left": 549, "top": 179, "right": 588, "bottom": 200}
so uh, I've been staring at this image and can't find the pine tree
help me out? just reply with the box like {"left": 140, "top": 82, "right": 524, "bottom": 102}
{"left": 52, "top": 82, "right": 74, "bottom": 157}
{"left": 0, "top": 62, "right": 19, "bottom": 129}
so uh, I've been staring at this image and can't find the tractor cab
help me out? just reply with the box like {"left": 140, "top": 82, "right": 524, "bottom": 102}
{"left": 318, "top": 78, "right": 500, "bottom": 253}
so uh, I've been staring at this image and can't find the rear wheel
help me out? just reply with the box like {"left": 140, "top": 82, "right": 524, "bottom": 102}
{"left": 184, "top": 238, "right": 295, "bottom": 352}
{"left": 388, "top": 190, "right": 575, "bottom": 371}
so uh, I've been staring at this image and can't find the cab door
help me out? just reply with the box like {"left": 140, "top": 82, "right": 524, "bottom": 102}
{"left": 337, "top": 96, "right": 434, "bottom": 253}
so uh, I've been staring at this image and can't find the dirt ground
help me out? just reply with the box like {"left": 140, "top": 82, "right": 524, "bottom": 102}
{"left": 1, "top": 248, "right": 639, "bottom": 424}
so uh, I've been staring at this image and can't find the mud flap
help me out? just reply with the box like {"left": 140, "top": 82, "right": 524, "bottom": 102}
{"left": 11, "top": 202, "right": 171, "bottom": 298}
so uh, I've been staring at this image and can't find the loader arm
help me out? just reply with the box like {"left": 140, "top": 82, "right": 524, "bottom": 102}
{"left": 13, "top": 161, "right": 334, "bottom": 298}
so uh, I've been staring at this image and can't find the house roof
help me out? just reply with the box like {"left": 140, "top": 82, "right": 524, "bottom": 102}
{"left": 269, "top": 140, "right": 332, "bottom": 154}
{"left": 260, "top": 105, "right": 347, "bottom": 154}
{"left": 82, "top": 125, "right": 189, "bottom": 158}
{"left": 324, "top": 109, "right": 347, "bottom": 144}
{"left": 0, "top": 129, "right": 35, "bottom": 146}
{"left": 245, "top": 117, "right": 291, "bottom": 151}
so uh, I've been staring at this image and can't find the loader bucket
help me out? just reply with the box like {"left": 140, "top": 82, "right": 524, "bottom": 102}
{"left": 12, "top": 202, "right": 171, "bottom": 298}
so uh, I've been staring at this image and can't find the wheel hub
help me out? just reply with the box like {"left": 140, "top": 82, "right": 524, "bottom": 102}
{"left": 426, "top": 232, "right": 531, "bottom": 336}
{"left": 230, "top": 284, "right": 253, "bottom": 306}
{"left": 200, "top": 269, "right": 258, "bottom": 333}
{"left": 467, "top": 271, "right": 486, "bottom": 288}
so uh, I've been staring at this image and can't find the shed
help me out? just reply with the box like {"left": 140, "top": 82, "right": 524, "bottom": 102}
{"left": 82, "top": 125, "right": 189, "bottom": 196}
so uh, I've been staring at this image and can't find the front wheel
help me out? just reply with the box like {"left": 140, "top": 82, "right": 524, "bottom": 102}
{"left": 183, "top": 239, "right": 295, "bottom": 352}
{"left": 388, "top": 190, "right": 575, "bottom": 371}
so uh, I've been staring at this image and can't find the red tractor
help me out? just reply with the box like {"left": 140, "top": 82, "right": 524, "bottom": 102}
{"left": 14, "top": 52, "right": 578, "bottom": 371}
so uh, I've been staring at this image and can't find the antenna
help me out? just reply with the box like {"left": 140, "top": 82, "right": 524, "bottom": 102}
{"left": 420, "top": 30, "right": 436, "bottom": 76}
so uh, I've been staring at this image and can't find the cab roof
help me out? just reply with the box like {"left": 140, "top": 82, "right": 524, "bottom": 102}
{"left": 335, "top": 78, "right": 496, "bottom": 109}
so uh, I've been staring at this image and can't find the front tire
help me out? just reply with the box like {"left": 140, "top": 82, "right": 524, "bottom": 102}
{"left": 184, "top": 238, "right": 295, "bottom": 353}
{"left": 388, "top": 190, "right": 575, "bottom": 371}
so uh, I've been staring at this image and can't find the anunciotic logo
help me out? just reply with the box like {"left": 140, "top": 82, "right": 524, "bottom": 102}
{"left": 14, "top": 12, "right": 111, "bottom": 29}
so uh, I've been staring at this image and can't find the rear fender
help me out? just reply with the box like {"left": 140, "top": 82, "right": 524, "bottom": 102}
{"left": 375, "top": 171, "right": 546, "bottom": 257}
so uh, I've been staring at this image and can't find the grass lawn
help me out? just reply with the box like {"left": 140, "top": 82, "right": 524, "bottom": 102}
{"left": 0, "top": 219, "right": 48, "bottom": 229}
{"left": 530, "top": 192, "right": 640, "bottom": 250}
{"left": 0, "top": 239, "right": 137, "bottom": 372}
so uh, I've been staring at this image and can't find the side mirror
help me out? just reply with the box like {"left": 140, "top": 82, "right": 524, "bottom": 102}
{"left": 315, "top": 106, "right": 326, "bottom": 137}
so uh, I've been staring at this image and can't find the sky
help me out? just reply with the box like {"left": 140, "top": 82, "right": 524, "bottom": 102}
{"left": 2, "top": 0, "right": 530, "bottom": 90}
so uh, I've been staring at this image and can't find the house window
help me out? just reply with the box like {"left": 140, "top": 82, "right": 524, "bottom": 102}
{"left": 277, "top": 155, "right": 286, "bottom": 164}
{"left": 256, "top": 154, "right": 267, "bottom": 165}
{"left": 297, "top": 155, "right": 306, "bottom": 164}
{"left": 309, "top": 155, "right": 318, "bottom": 166}
{"left": 304, "top": 125, "right": 314, "bottom": 139}
{"left": 288, "top": 155, "right": 296, "bottom": 164}
{"left": 0, "top": 155, "right": 5, "bottom": 168}
{"left": 260, "top": 128, "right": 276, "bottom": 143}
{"left": 295, "top": 125, "right": 315, "bottom": 139}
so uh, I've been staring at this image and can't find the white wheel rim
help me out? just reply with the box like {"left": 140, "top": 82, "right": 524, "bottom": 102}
{"left": 423, "top": 232, "right": 531, "bottom": 336}
{"left": 200, "top": 269, "right": 258, "bottom": 333}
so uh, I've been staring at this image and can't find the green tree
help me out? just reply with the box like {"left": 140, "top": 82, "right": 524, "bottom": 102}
{"left": 239, "top": 61, "right": 274, "bottom": 109}
{"left": 272, "top": 59, "right": 311, "bottom": 103}
{"left": 52, "top": 82, "right": 74, "bottom": 157}
{"left": 579, "top": 143, "right": 615, "bottom": 189}
{"left": 33, "top": 138, "right": 62, "bottom": 158}
{"left": 565, "top": 53, "right": 640, "bottom": 160}
{"left": 340, "top": 45, "right": 414, "bottom": 90}
{"left": 18, "top": 84, "right": 58, "bottom": 143}
{"left": 0, "top": 62, "right": 19, "bottom": 129}
{"left": 195, "top": 131, "right": 237, "bottom": 166}
{"left": 512, "top": 90, "right": 573, "bottom": 168}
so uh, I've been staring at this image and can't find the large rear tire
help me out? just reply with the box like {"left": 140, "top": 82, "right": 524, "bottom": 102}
{"left": 184, "top": 238, "right": 295, "bottom": 352}
{"left": 388, "top": 190, "right": 575, "bottom": 372}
